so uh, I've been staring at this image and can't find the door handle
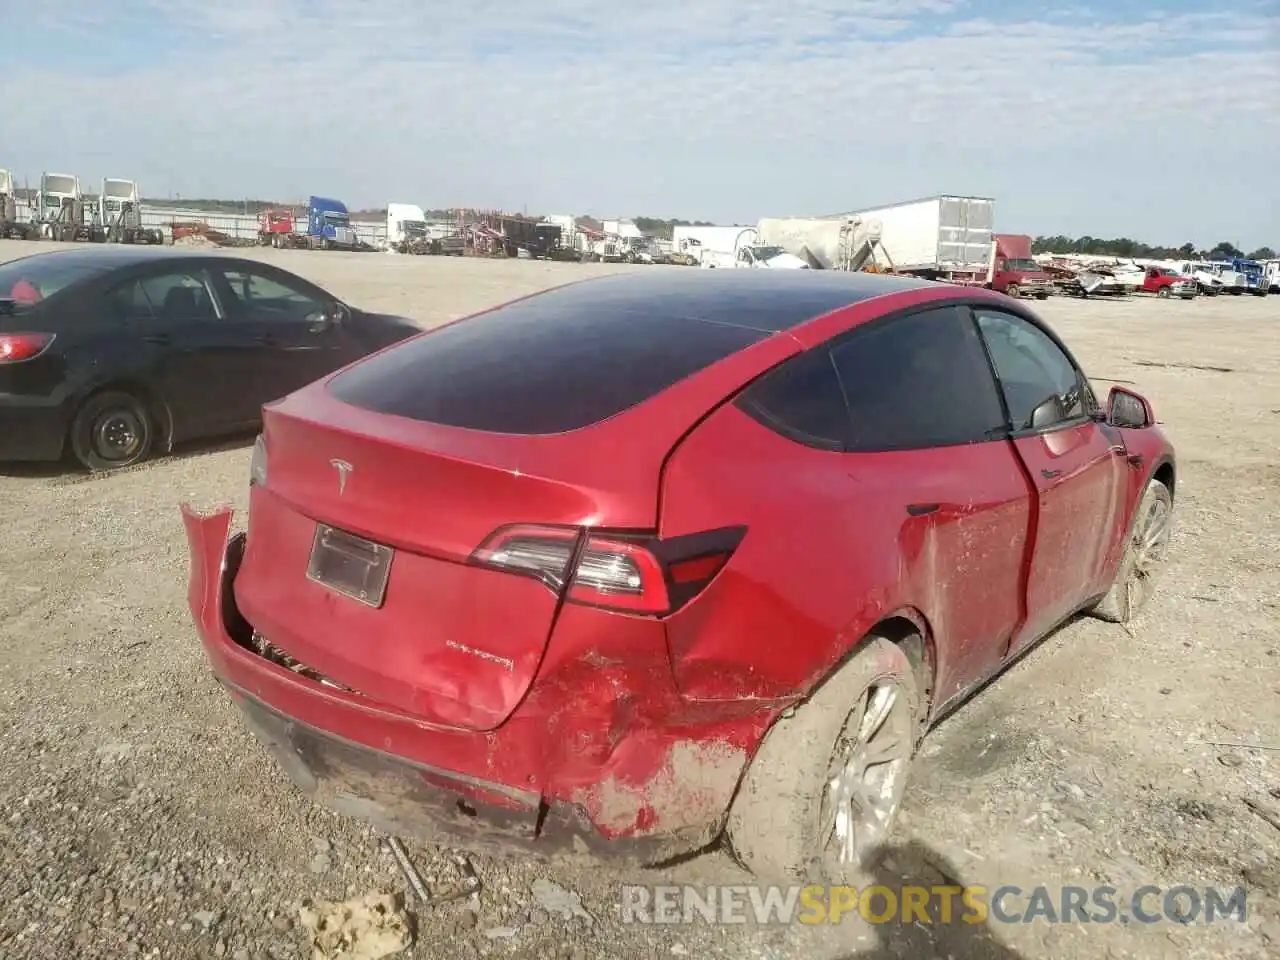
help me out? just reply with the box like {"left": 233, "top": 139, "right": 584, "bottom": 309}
{"left": 142, "top": 333, "right": 170, "bottom": 346}
{"left": 1041, "top": 469, "right": 1062, "bottom": 479}
{"left": 255, "top": 334, "right": 278, "bottom": 346}
{"left": 906, "top": 503, "right": 940, "bottom": 517}
{"left": 1126, "top": 453, "right": 1144, "bottom": 468}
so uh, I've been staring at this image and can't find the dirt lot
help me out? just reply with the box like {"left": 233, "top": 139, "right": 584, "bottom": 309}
{"left": 1, "top": 239, "right": 1277, "bottom": 960}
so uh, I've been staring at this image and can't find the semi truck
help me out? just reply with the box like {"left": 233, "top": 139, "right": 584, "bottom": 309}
{"left": 670, "top": 225, "right": 757, "bottom": 266}
{"left": 1215, "top": 258, "right": 1267, "bottom": 296}
{"left": 0, "top": 169, "right": 33, "bottom": 239}
{"left": 33, "top": 173, "right": 104, "bottom": 242}
{"left": 386, "top": 203, "right": 432, "bottom": 254}
{"left": 257, "top": 208, "right": 299, "bottom": 247}
{"left": 824, "top": 195, "right": 996, "bottom": 283}
{"left": 986, "top": 234, "right": 1052, "bottom": 298}
{"left": 306, "top": 196, "right": 359, "bottom": 250}
{"left": 1262, "top": 259, "right": 1280, "bottom": 293}
{"left": 1170, "top": 260, "right": 1225, "bottom": 296}
{"left": 98, "top": 179, "right": 163, "bottom": 244}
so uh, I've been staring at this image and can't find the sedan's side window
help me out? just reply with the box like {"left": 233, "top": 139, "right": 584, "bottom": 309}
{"left": 104, "top": 279, "right": 154, "bottom": 322}
{"left": 975, "top": 309, "right": 1088, "bottom": 431}
{"left": 829, "top": 305, "right": 1007, "bottom": 451}
{"left": 137, "top": 271, "right": 220, "bottom": 323}
{"left": 737, "top": 348, "right": 852, "bottom": 451}
{"left": 220, "top": 268, "right": 326, "bottom": 324}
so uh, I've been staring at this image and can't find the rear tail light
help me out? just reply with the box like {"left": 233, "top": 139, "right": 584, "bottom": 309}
{"left": 0, "top": 333, "right": 55, "bottom": 363}
{"left": 472, "top": 524, "right": 745, "bottom": 616}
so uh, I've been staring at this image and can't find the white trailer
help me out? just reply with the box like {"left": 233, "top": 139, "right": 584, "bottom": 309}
{"left": 826, "top": 195, "right": 995, "bottom": 282}
{"left": 386, "top": 203, "right": 430, "bottom": 253}
{"left": 603, "top": 218, "right": 644, "bottom": 240}
{"left": 756, "top": 217, "right": 891, "bottom": 271}
{"left": 99, "top": 179, "right": 162, "bottom": 244}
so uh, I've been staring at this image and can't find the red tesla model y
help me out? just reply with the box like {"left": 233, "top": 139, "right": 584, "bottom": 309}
{"left": 183, "top": 270, "right": 1175, "bottom": 882}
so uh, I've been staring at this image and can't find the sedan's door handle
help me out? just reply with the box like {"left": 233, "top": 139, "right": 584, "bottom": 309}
{"left": 1041, "top": 469, "right": 1062, "bottom": 479}
{"left": 906, "top": 503, "right": 940, "bottom": 517}
{"left": 255, "top": 334, "right": 278, "bottom": 347}
{"left": 142, "top": 333, "right": 170, "bottom": 346}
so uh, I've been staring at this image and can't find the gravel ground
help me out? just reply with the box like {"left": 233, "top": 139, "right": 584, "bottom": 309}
{"left": 0, "top": 240, "right": 1277, "bottom": 959}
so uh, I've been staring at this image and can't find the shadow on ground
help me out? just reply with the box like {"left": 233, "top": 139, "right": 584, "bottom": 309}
{"left": 839, "top": 840, "right": 1025, "bottom": 960}
{"left": 0, "top": 430, "right": 257, "bottom": 481}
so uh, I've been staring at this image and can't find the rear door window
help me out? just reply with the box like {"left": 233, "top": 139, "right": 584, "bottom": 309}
{"left": 138, "top": 271, "right": 221, "bottom": 323}
{"left": 104, "top": 279, "right": 155, "bottom": 321}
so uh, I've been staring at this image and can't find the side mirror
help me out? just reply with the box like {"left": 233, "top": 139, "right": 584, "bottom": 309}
{"left": 1106, "top": 386, "right": 1152, "bottom": 428}
{"left": 1029, "top": 395, "right": 1065, "bottom": 430}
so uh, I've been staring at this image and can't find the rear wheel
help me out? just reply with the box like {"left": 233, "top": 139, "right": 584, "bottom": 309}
{"left": 1090, "top": 478, "right": 1173, "bottom": 623}
{"left": 69, "top": 391, "right": 153, "bottom": 471}
{"left": 728, "top": 636, "right": 922, "bottom": 884}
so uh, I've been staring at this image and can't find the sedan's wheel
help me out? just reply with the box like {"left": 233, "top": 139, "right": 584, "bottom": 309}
{"left": 728, "top": 636, "right": 922, "bottom": 884}
{"left": 1090, "top": 478, "right": 1173, "bottom": 623}
{"left": 70, "top": 391, "right": 153, "bottom": 471}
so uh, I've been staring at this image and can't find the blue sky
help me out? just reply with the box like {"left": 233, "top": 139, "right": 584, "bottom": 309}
{"left": 4, "top": 0, "right": 1278, "bottom": 249}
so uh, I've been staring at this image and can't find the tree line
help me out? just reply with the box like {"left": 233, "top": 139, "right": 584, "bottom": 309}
{"left": 1032, "top": 236, "right": 1275, "bottom": 262}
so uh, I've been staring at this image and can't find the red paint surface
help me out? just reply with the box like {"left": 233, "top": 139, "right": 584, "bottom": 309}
{"left": 182, "top": 284, "right": 1175, "bottom": 845}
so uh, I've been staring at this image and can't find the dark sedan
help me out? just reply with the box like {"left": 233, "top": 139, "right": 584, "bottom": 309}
{"left": 0, "top": 247, "right": 421, "bottom": 470}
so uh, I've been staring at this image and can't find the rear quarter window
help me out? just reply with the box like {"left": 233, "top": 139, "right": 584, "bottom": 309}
{"left": 328, "top": 291, "right": 767, "bottom": 434}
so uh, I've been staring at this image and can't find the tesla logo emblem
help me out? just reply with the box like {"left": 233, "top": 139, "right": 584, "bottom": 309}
{"left": 330, "top": 459, "right": 353, "bottom": 496}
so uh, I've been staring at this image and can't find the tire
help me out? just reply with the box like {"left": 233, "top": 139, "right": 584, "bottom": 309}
{"left": 1005, "top": 283, "right": 1021, "bottom": 299}
{"left": 1089, "top": 478, "right": 1173, "bottom": 623}
{"left": 1157, "top": 286, "right": 1171, "bottom": 299}
{"left": 727, "top": 636, "right": 923, "bottom": 885}
{"left": 69, "top": 391, "right": 153, "bottom": 472}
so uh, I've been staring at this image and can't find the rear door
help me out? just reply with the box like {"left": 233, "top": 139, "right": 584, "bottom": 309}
{"left": 104, "top": 265, "right": 267, "bottom": 437}
{"left": 973, "top": 306, "right": 1127, "bottom": 649}
{"left": 213, "top": 263, "right": 355, "bottom": 400}
{"left": 826, "top": 304, "right": 1031, "bottom": 702}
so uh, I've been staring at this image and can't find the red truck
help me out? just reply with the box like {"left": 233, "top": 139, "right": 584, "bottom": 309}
{"left": 1140, "top": 266, "right": 1197, "bottom": 300}
{"left": 257, "top": 208, "right": 300, "bottom": 248}
{"left": 987, "top": 234, "right": 1052, "bottom": 299}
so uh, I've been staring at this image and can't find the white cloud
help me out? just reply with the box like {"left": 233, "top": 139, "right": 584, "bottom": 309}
{"left": 5, "top": 0, "right": 1278, "bottom": 247}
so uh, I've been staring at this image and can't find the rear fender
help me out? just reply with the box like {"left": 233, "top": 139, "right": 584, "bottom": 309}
{"left": 656, "top": 404, "right": 940, "bottom": 706}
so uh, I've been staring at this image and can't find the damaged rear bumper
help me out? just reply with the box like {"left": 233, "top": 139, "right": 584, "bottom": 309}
{"left": 181, "top": 505, "right": 773, "bottom": 861}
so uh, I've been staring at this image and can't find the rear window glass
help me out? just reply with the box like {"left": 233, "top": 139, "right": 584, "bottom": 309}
{"left": 0, "top": 256, "right": 107, "bottom": 304}
{"left": 329, "top": 292, "right": 767, "bottom": 434}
